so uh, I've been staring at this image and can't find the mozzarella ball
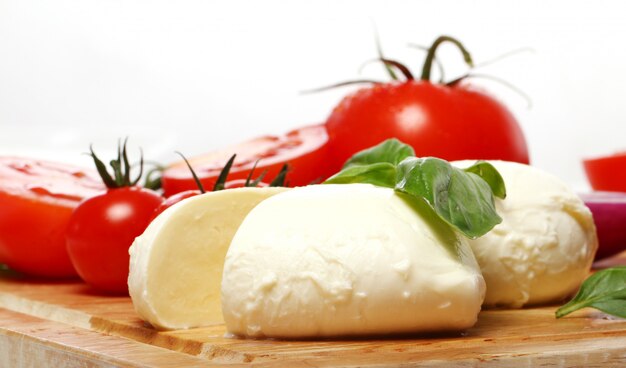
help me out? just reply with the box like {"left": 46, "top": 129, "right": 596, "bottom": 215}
{"left": 221, "top": 184, "right": 485, "bottom": 338}
{"left": 454, "top": 160, "right": 597, "bottom": 308}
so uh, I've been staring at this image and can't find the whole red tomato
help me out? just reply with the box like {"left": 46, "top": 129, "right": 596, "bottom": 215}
{"left": 152, "top": 152, "right": 274, "bottom": 219}
{"left": 325, "top": 35, "right": 529, "bottom": 168}
{"left": 162, "top": 124, "right": 332, "bottom": 196}
{"left": 66, "top": 141, "right": 164, "bottom": 293}
{"left": 150, "top": 181, "right": 271, "bottom": 220}
{"left": 0, "top": 157, "right": 104, "bottom": 278}
{"left": 224, "top": 179, "right": 269, "bottom": 189}
{"left": 66, "top": 187, "right": 163, "bottom": 293}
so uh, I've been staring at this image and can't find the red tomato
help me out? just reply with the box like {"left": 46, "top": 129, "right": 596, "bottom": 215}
{"left": 150, "top": 189, "right": 201, "bottom": 220}
{"left": 162, "top": 124, "right": 333, "bottom": 196}
{"left": 151, "top": 180, "right": 270, "bottom": 220}
{"left": 325, "top": 81, "right": 529, "bottom": 168}
{"left": 0, "top": 157, "right": 104, "bottom": 278}
{"left": 583, "top": 152, "right": 626, "bottom": 192}
{"left": 224, "top": 179, "right": 269, "bottom": 189}
{"left": 66, "top": 187, "right": 163, "bottom": 293}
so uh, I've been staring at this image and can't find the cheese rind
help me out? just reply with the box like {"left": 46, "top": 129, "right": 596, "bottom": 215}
{"left": 221, "top": 184, "right": 486, "bottom": 338}
{"left": 128, "top": 187, "right": 288, "bottom": 330}
{"left": 453, "top": 160, "right": 598, "bottom": 308}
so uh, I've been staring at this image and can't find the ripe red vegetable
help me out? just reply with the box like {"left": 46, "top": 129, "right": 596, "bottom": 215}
{"left": 325, "top": 35, "right": 530, "bottom": 168}
{"left": 161, "top": 124, "right": 333, "bottom": 196}
{"left": 66, "top": 141, "right": 163, "bottom": 293}
{"left": 224, "top": 179, "right": 268, "bottom": 189}
{"left": 67, "top": 187, "right": 163, "bottom": 293}
{"left": 583, "top": 152, "right": 626, "bottom": 192}
{"left": 152, "top": 152, "right": 276, "bottom": 219}
{"left": 0, "top": 157, "right": 104, "bottom": 277}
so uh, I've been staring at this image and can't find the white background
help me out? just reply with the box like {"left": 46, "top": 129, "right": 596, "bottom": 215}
{"left": 1, "top": 0, "right": 625, "bottom": 189}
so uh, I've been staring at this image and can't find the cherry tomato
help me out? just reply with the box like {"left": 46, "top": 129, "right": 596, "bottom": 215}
{"left": 150, "top": 189, "right": 201, "bottom": 220}
{"left": 151, "top": 179, "right": 271, "bottom": 220}
{"left": 583, "top": 152, "right": 626, "bottom": 192}
{"left": 0, "top": 157, "right": 104, "bottom": 278}
{"left": 326, "top": 81, "right": 529, "bottom": 168}
{"left": 162, "top": 124, "right": 333, "bottom": 196}
{"left": 66, "top": 187, "right": 164, "bottom": 293}
{"left": 224, "top": 179, "right": 269, "bottom": 189}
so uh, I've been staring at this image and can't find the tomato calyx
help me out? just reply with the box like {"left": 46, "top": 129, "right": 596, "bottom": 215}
{"left": 212, "top": 154, "right": 235, "bottom": 191}
{"left": 305, "top": 35, "right": 475, "bottom": 94}
{"left": 309, "top": 33, "right": 531, "bottom": 108}
{"left": 420, "top": 35, "right": 473, "bottom": 81}
{"left": 175, "top": 151, "right": 207, "bottom": 194}
{"left": 375, "top": 35, "right": 473, "bottom": 83}
{"left": 89, "top": 138, "right": 144, "bottom": 189}
{"left": 214, "top": 155, "right": 289, "bottom": 189}
{"left": 175, "top": 151, "right": 289, "bottom": 193}
{"left": 268, "top": 164, "right": 289, "bottom": 187}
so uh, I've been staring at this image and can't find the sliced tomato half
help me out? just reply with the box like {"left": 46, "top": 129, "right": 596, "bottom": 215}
{"left": 162, "top": 124, "right": 336, "bottom": 196}
{"left": 0, "top": 157, "right": 104, "bottom": 278}
{"left": 583, "top": 152, "right": 626, "bottom": 192}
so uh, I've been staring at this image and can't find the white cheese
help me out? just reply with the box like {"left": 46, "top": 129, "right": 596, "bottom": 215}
{"left": 128, "top": 187, "right": 288, "bottom": 330}
{"left": 221, "top": 184, "right": 486, "bottom": 338}
{"left": 453, "top": 160, "right": 598, "bottom": 308}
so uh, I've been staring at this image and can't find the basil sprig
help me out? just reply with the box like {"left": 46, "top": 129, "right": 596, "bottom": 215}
{"left": 324, "top": 139, "right": 506, "bottom": 239}
{"left": 556, "top": 267, "right": 626, "bottom": 319}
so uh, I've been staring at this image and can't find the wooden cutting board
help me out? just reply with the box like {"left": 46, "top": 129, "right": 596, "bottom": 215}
{"left": 0, "top": 274, "right": 626, "bottom": 367}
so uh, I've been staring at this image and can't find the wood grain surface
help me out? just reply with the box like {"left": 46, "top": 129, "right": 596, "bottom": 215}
{"left": 0, "top": 253, "right": 626, "bottom": 368}
{"left": 1, "top": 267, "right": 626, "bottom": 367}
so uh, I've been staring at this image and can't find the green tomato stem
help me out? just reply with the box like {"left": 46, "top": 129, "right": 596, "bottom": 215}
{"left": 421, "top": 35, "right": 474, "bottom": 82}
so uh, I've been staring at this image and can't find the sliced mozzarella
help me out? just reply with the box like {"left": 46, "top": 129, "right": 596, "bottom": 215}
{"left": 221, "top": 184, "right": 485, "bottom": 338}
{"left": 128, "top": 187, "right": 288, "bottom": 330}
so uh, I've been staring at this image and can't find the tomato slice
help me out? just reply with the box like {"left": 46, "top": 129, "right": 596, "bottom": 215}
{"left": 0, "top": 157, "right": 104, "bottom": 277}
{"left": 583, "top": 152, "right": 626, "bottom": 192}
{"left": 162, "top": 124, "right": 335, "bottom": 196}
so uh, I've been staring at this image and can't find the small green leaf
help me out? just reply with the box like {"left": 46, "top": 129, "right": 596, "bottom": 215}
{"left": 324, "top": 162, "right": 397, "bottom": 188}
{"left": 110, "top": 160, "right": 123, "bottom": 186}
{"left": 556, "top": 267, "right": 626, "bottom": 319}
{"left": 131, "top": 149, "right": 144, "bottom": 186}
{"left": 343, "top": 139, "right": 415, "bottom": 169}
{"left": 122, "top": 137, "right": 131, "bottom": 186}
{"left": 395, "top": 157, "right": 502, "bottom": 239}
{"left": 245, "top": 159, "right": 261, "bottom": 187}
{"left": 324, "top": 139, "right": 505, "bottom": 239}
{"left": 175, "top": 151, "right": 205, "bottom": 193}
{"left": 89, "top": 145, "right": 116, "bottom": 188}
{"left": 373, "top": 23, "right": 398, "bottom": 81}
{"left": 462, "top": 161, "right": 507, "bottom": 199}
{"left": 269, "top": 164, "right": 289, "bottom": 187}
{"left": 249, "top": 170, "right": 268, "bottom": 187}
{"left": 143, "top": 165, "right": 163, "bottom": 190}
{"left": 213, "top": 154, "right": 236, "bottom": 191}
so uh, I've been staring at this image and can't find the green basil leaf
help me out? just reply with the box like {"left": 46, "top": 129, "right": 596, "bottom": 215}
{"left": 324, "top": 162, "right": 396, "bottom": 188}
{"left": 556, "top": 267, "right": 626, "bottom": 319}
{"left": 395, "top": 157, "right": 502, "bottom": 239}
{"left": 463, "top": 161, "right": 507, "bottom": 199}
{"left": 343, "top": 139, "right": 415, "bottom": 169}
